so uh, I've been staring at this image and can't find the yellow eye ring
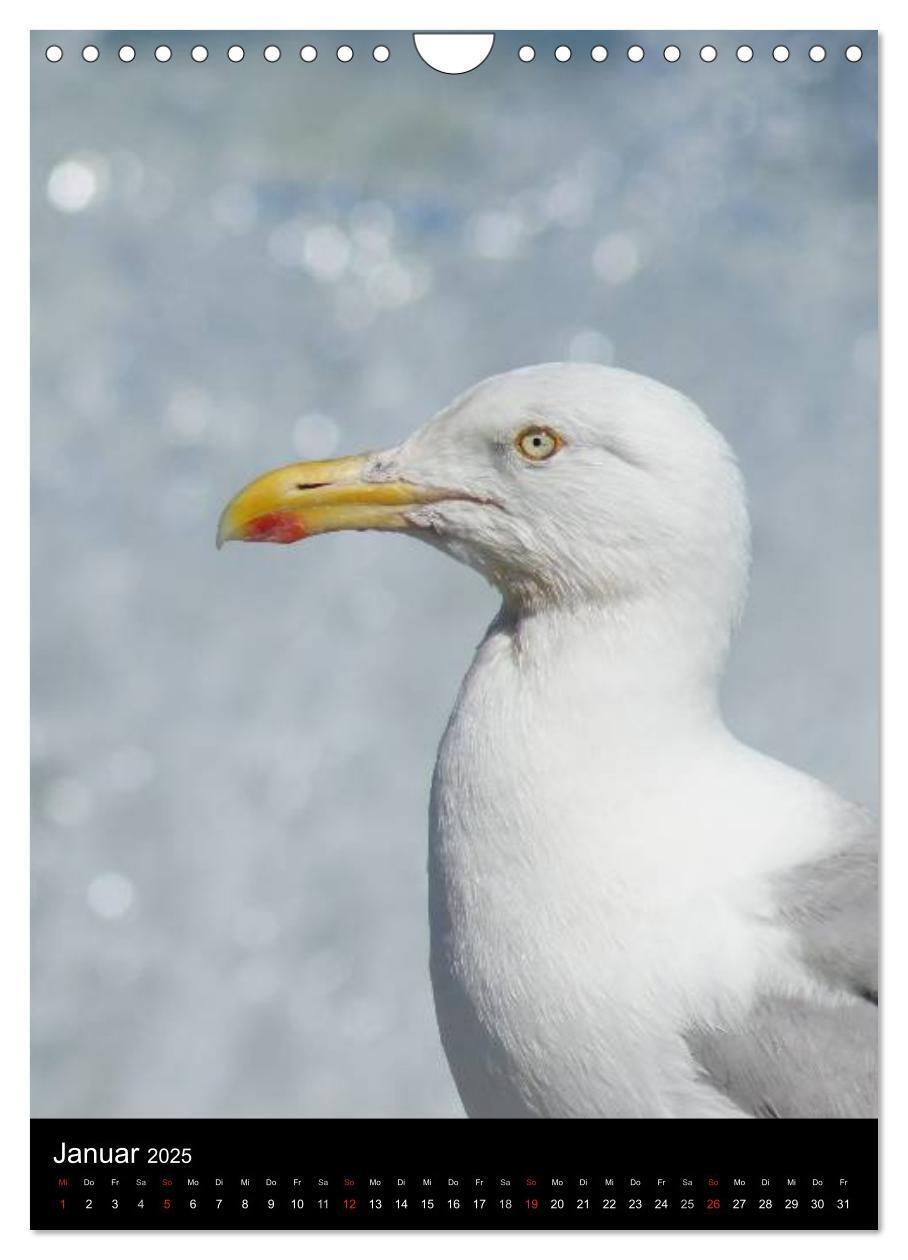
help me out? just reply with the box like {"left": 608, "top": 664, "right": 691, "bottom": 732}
{"left": 515, "top": 425, "right": 563, "bottom": 461}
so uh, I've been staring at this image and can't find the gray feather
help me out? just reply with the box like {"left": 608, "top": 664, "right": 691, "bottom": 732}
{"left": 687, "top": 994, "right": 877, "bottom": 1118}
{"left": 775, "top": 826, "right": 878, "bottom": 1003}
{"left": 685, "top": 826, "right": 878, "bottom": 1118}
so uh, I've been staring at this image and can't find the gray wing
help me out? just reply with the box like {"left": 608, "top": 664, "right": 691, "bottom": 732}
{"left": 685, "top": 828, "right": 878, "bottom": 1119}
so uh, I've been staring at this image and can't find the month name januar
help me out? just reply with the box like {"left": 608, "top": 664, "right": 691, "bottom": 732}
{"left": 52, "top": 1143, "right": 139, "bottom": 1164}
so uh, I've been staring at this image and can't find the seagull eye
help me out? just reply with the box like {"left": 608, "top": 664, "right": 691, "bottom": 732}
{"left": 515, "top": 426, "right": 563, "bottom": 462}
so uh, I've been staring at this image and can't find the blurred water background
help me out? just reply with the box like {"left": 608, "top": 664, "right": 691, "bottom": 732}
{"left": 31, "top": 30, "right": 877, "bottom": 1117}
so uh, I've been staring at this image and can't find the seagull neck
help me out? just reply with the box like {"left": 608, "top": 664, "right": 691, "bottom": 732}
{"left": 498, "top": 595, "right": 729, "bottom": 730}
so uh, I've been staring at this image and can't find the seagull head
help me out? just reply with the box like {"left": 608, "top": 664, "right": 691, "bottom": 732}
{"left": 218, "top": 363, "right": 750, "bottom": 627}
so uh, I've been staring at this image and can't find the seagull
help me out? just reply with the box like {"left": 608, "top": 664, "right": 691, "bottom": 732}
{"left": 218, "top": 363, "right": 877, "bottom": 1119}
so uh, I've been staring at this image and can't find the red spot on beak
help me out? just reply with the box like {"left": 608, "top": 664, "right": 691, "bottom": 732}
{"left": 244, "top": 512, "right": 309, "bottom": 544}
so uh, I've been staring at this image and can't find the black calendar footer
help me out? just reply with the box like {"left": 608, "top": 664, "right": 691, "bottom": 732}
{"left": 31, "top": 1116, "right": 878, "bottom": 1229}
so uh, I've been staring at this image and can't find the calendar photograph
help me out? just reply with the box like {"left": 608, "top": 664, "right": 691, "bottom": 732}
{"left": 30, "top": 28, "right": 878, "bottom": 1230}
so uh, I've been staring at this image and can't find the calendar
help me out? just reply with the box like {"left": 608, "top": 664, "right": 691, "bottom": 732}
{"left": 31, "top": 27, "right": 879, "bottom": 1233}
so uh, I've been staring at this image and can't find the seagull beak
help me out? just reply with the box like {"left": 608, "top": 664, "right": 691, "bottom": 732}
{"left": 216, "top": 453, "right": 449, "bottom": 548}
